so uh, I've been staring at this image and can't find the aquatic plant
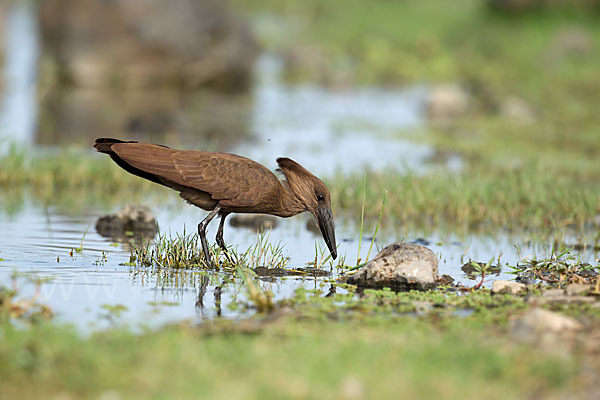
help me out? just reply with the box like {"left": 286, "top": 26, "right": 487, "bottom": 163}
{"left": 508, "top": 245, "right": 599, "bottom": 286}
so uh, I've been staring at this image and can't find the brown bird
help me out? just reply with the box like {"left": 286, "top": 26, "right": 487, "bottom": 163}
{"left": 94, "top": 138, "right": 337, "bottom": 266}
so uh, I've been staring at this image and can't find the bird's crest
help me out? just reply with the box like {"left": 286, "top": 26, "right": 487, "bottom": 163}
{"left": 276, "top": 157, "right": 329, "bottom": 211}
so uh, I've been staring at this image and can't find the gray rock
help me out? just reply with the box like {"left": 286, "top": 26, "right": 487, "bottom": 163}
{"left": 492, "top": 280, "right": 526, "bottom": 295}
{"left": 96, "top": 205, "right": 157, "bottom": 240}
{"left": 510, "top": 308, "right": 581, "bottom": 344}
{"left": 565, "top": 283, "right": 593, "bottom": 296}
{"left": 346, "top": 242, "right": 438, "bottom": 291}
{"left": 229, "top": 214, "right": 278, "bottom": 231}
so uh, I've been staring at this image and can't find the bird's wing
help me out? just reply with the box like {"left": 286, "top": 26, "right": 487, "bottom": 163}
{"left": 109, "top": 142, "right": 281, "bottom": 207}
{"left": 173, "top": 151, "right": 281, "bottom": 207}
{"left": 110, "top": 142, "right": 188, "bottom": 187}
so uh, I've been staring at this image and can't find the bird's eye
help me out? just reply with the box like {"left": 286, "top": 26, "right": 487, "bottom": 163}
{"left": 316, "top": 194, "right": 325, "bottom": 201}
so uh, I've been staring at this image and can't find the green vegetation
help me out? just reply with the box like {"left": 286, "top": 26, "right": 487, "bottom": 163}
{"left": 0, "top": 145, "right": 164, "bottom": 215}
{"left": 0, "top": 302, "right": 584, "bottom": 399}
{"left": 509, "top": 245, "right": 600, "bottom": 286}
{"left": 331, "top": 164, "right": 600, "bottom": 236}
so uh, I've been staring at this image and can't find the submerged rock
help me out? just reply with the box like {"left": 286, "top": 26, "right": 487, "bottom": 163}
{"left": 346, "top": 242, "right": 439, "bottom": 291}
{"left": 492, "top": 280, "right": 526, "bottom": 295}
{"left": 229, "top": 214, "right": 278, "bottom": 231}
{"left": 96, "top": 205, "right": 157, "bottom": 241}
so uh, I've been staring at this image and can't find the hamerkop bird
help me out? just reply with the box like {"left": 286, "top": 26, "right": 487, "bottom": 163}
{"left": 94, "top": 138, "right": 337, "bottom": 266}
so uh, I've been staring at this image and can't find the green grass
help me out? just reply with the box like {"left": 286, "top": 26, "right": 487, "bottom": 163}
{"left": 330, "top": 163, "right": 600, "bottom": 236}
{"left": 130, "top": 230, "right": 290, "bottom": 270}
{"left": 0, "top": 145, "right": 164, "bottom": 215}
{"left": 0, "top": 312, "right": 581, "bottom": 399}
{"left": 1, "top": 146, "right": 599, "bottom": 239}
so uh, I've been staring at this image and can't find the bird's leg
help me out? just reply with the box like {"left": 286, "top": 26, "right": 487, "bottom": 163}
{"left": 198, "top": 205, "right": 221, "bottom": 267}
{"left": 215, "top": 212, "right": 230, "bottom": 251}
{"left": 215, "top": 212, "right": 234, "bottom": 264}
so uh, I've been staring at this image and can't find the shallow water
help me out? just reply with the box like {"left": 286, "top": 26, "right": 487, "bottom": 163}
{"left": 233, "top": 56, "right": 438, "bottom": 175}
{"left": 3, "top": 195, "right": 596, "bottom": 331}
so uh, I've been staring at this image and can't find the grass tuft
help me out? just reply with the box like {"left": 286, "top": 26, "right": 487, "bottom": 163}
{"left": 129, "top": 230, "right": 290, "bottom": 270}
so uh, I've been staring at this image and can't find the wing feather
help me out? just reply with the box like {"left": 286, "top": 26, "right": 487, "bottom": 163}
{"left": 173, "top": 151, "right": 281, "bottom": 207}
{"left": 109, "top": 142, "right": 282, "bottom": 209}
{"left": 111, "top": 143, "right": 188, "bottom": 187}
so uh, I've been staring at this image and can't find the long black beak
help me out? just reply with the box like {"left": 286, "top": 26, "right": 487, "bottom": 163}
{"left": 316, "top": 206, "right": 337, "bottom": 260}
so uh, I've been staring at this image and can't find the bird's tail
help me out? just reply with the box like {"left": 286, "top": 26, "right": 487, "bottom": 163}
{"left": 94, "top": 138, "right": 137, "bottom": 154}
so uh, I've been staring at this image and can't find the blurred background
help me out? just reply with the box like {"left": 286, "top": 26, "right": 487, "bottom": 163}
{"left": 1, "top": 0, "right": 597, "bottom": 160}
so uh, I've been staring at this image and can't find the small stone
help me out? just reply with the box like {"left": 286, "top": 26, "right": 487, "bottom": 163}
{"left": 426, "top": 84, "right": 469, "bottom": 124}
{"left": 565, "top": 283, "right": 593, "bottom": 296}
{"left": 229, "top": 214, "right": 278, "bottom": 230}
{"left": 492, "top": 280, "right": 526, "bottom": 295}
{"left": 339, "top": 376, "right": 364, "bottom": 400}
{"left": 412, "top": 301, "right": 434, "bottom": 314}
{"left": 346, "top": 242, "right": 438, "bottom": 291}
{"left": 542, "top": 288, "right": 565, "bottom": 298}
{"left": 500, "top": 96, "right": 535, "bottom": 124}
{"left": 550, "top": 27, "right": 593, "bottom": 58}
{"left": 98, "top": 390, "right": 123, "bottom": 400}
{"left": 436, "top": 274, "right": 455, "bottom": 286}
{"left": 96, "top": 205, "right": 157, "bottom": 240}
{"left": 511, "top": 308, "right": 581, "bottom": 342}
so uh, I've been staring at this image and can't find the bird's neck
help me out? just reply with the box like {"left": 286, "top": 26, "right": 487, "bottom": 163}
{"left": 276, "top": 181, "right": 306, "bottom": 217}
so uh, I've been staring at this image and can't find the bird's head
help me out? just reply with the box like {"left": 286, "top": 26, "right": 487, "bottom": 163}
{"left": 277, "top": 157, "right": 337, "bottom": 260}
